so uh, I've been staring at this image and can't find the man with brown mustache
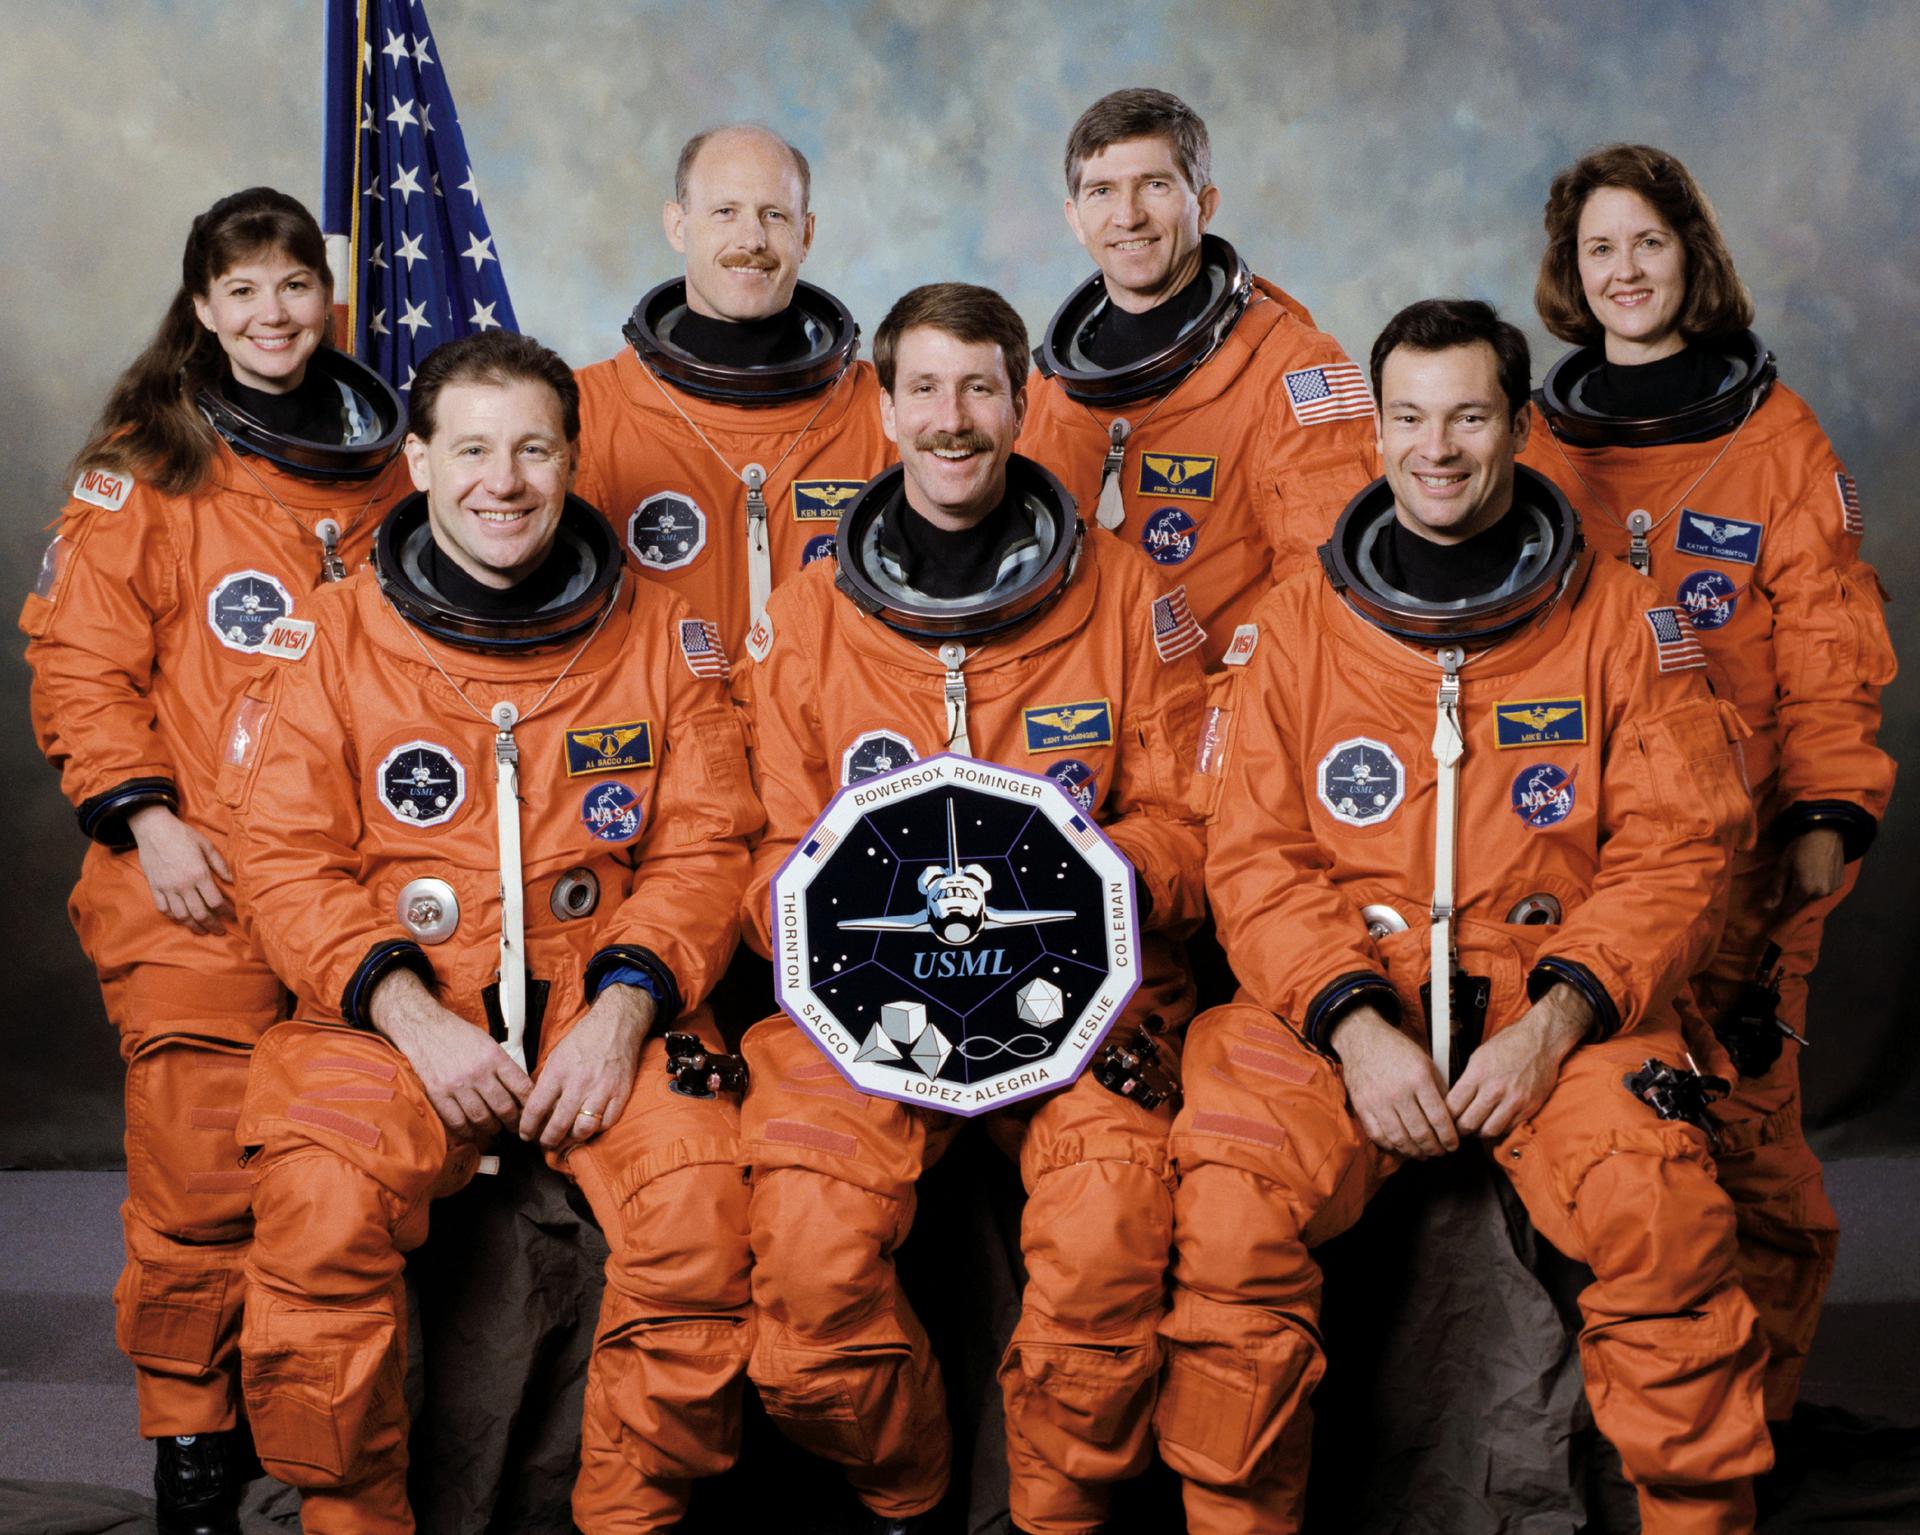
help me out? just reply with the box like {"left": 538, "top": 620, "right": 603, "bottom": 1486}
{"left": 573, "top": 123, "right": 894, "bottom": 658}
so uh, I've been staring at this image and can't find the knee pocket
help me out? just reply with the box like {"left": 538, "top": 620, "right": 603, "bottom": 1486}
{"left": 242, "top": 1292, "right": 402, "bottom": 1488}
{"left": 1003, "top": 1338, "right": 1158, "bottom": 1449}
{"left": 115, "top": 1257, "right": 234, "bottom": 1369}
{"left": 750, "top": 1168, "right": 908, "bottom": 1335}
{"left": 1156, "top": 1288, "right": 1324, "bottom": 1487}
{"left": 590, "top": 1303, "right": 747, "bottom": 1482}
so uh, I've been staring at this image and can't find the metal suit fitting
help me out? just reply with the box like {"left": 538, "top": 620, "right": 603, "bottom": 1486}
{"left": 550, "top": 868, "right": 600, "bottom": 921}
{"left": 396, "top": 877, "right": 460, "bottom": 943}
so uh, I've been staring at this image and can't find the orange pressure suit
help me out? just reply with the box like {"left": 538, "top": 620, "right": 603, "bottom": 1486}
{"left": 1161, "top": 483, "right": 1770, "bottom": 1535}
{"left": 735, "top": 469, "right": 1207, "bottom": 1533}
{"left": 1521, "top": 347, "right": 1896, "bottom": 1415}
{"left": 22, "top": 431, "right": 403, "bottom": 1441}
{"left": 574, "top": 282, "right": 896, "bottom": 659}
{"left": 221, "top": 502, "right": 761, "bottom": 1534}
{"left": 1017, "top": 241, "right": 1377, "bottom": 668}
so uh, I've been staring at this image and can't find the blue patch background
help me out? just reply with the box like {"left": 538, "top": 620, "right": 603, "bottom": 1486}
{"left": 581, "top": 781, "right": 644, "bottom": 842}
{"left": 1023, "top": 700, "right": 1115, "bottom": 753}
{"left": 628, "top": 494, "right": 706, "bottom": 570}
{"left": 1140, "top": 506, "right": 1199, "bottom": 565}
{"left": 1494, "top": 698, "right": 1586, "bottom": 750}
{"left": 1674, "top": 511, "right": 1762, "bottom": 565}
{"left": 1677, "top": 569, "right": 1740, "bottom": 630}
{"left": 1044, "top": 758, "right": 1099, "bottom": 811}
{"left": 802, "top": 533, "right": 837, "bottom": 566}
{"left": 208, "top": 572, "right": 291, "bottom": 650}
{"left": 1511, "top": 763, "right": 1576, "bottom": 829}
{"left": 1138, "top": 454, "right": 1217, "bottom": 501}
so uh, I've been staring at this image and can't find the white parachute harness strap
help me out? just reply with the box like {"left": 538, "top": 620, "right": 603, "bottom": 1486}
{"left": 1094, "top": 418, "right": 1133, "bottom": 530}
{"left": 389, "top": 591, "right": 620, "bottom": 1081}
{"left": 1429, "top": 645, "right": 1467, "bottom": 1080}
{"left": 1544, "top": 387, "right": 1763, "bottom": 575}
{"left": 490, "top": 701, "right": 530, "bottom": 1072}
{"left": 938, "top": 641, "right": 972, "bottom": 756}
{"left": 640, "top": 363, "right": 843, "bottom": 631}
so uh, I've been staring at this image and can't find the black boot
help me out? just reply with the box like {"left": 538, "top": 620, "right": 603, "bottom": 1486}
{"left": 868, "top": 1515, "right": 935, "bottom": 1535}
{"left": 154, "top": 1429, "right": 249, "bottom": 1535}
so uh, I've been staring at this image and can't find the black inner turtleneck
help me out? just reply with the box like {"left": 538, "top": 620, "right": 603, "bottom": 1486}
{"left": 223, "top": 369, "right": 348, "bottom": 444}
{"left": 419, "top": 534, "right": 584, "bottom": 618}
{"left": 1584, "top": 345, "right": 1727, "bottom": 419}
{"left": 881, "top": 484, "right": 1027, "bottom": 600}
{"left": 670, "top": 304, "right": 815, "bottom": 368}
{"left": 1079, "top": 265, "right": 1213, "bottom": 370}
{"left": 1374, "top": 505, "right": 1527, "bottom": 603}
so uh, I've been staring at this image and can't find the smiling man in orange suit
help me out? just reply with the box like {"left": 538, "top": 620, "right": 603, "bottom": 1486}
{"left": 1017, "top": 88, "right": 1378, "bottom": 667}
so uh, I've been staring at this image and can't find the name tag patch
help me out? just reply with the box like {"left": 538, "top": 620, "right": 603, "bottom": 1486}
{"left": 1673, "top": 511, "right": 1761, "bottom": 565}
{"left": 1137, "top": 453, "right": 1217, "bottom": 501}
{"left": 1494, "top": 696, "right": 1586, "bottom": 749}
{"left": 1024, "top": 699, "right": 1114, "bottom": 753}
{"left": 565, "top": 721, "right": 655, "bottom": 776}
{"left": 792, "top": 479, "right": 866, "bottom": 520}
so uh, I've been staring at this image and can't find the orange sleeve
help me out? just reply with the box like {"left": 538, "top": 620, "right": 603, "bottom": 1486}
{"left": 1202, "top": 602, "right": 1388, "bottom": 1032}
{"left": 736, "top": 591, "right": 835, "bottom": 957}
{"left": 1762, "top": 440, "right": 1896, "bottom": 839}
{"left": 1103, "top": 561, "right": 1210, "bottom": 932}
{"left": 1528, "top": 597, "right": 1752, "bottom": 1037}
{"left": 226, "top": 607, "right": 409, "bottom": 1023}
{"left": 588, "top": 625, "right": 762, "bottom": 1011}
{"left": 22, "top": 482, "right": 183, "bottom": 840}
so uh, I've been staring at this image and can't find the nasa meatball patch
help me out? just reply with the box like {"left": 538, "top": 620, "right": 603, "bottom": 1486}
{"left": 801, "top": 533, "right": 837, "bottom": 567}
{"left": 1676, "top": 569, "right": 1739, "bottom": 630}
{"left": 1140, "top": 506, "right": 1199, "bottom": 564}
{"left": 628, "top": 492, "right": 707, "bottom": 570}
{"left": 1317, "top": 737, "right": 1405, "bottom": 826}
{"left": 581, "top": 781, "right": 644, "bottom": 842}
{"left": 1044, "top": 758, "right": 1099, "bottom": 811}
{"left": 207, "top": 570, "right": 295, "bottom": 653}
{"left": 1511, "top": 763, "right": 1576, "bottom": 829}
{"left": 841, "top": 729, "right": 919, "bottom": 785}
{"left": 376, "top": 741, "right": 467, "bottom": 827}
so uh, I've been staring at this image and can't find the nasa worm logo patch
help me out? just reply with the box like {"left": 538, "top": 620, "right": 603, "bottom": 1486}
{"left": 1511, "top": 763, "right": 1576, "bottom": 829}
{"left": 1044, "top": 758, "right": 1098, "bottom": 811}
{"left": 376, "top": 741, "right": 466, "bottom": 828}
{"left": 842, "top": 730, "right": 918, "bottom": 785}
{"left": 628, "top": 492, "right": 707, "bottom": 570}
{"left": 581, "top": 781, "right": 644, "bottom": 842}
{"left": 207, "top": 570, "right": 294, "bottom": 653}
{"left": 1676, "top": 569, "right": 1739, "bottom": 630}
{"left": 1317, "top": 738, "right": 1405, "bottom": 827}
{"left": 1140, "top": 506, "right": 1199, "bottom": 564}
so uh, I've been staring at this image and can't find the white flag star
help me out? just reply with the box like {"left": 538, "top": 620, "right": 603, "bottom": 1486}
{"left": 387, "top": 95, "right": 418, "bottom": 132}
{"left": 381, "top": 28, "right": 410, "bottom": 66}
{"left": 363, "top": 39, "right": 372, "bottom": 74}
{"left": 370, "top": 241, "right": 388, "bottom": 270}
{"left": 398, "top": 299, "right": 432, "bottom": 337}
{"left": 363, "top": 174, "right": 382, "bottom": 200}
{"left": 361, "top": 100, "right": 375, "bottom": 134}
{"left": 412, "top": 34, "right": 434, "bottom": 67}
{"left": 395, "top": 232, "right": 427, "bottom": 269}
{"left": 402, "top": 365, "right": 417, "bottom": 393}
{"left": 469, "top": 300, "right": 501, "bottom": 332}
{"left": 457, "top": 165, "right": 481, "bottom": 203}
{"left": 419, "top": 101, "right": 434, "bottom": 133}
{"left": 431, "top": 171, "right": 444, "bottom": 198}
{"left": 391, "top": 163, "right": 424, "bottom": 203}
{"left": 461, "top": 232, "right": 497, "bottom": 271}
{"left": 370, "top": 308, "right": 390, "bottom": 338}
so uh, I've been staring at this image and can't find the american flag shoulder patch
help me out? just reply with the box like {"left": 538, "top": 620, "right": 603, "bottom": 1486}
{"left": 1150, "top": 584, "right": 1206, "bottom": 663}
{"left": 677, "top": 617, "right": 730, "bottom": 679}
{"left": 1644, "top": 605, "right": 1708, "bottom": 673}
{"left": 1835, "top": 472, "right": 1864, "bottom": 535}
{"left": 1282, "top": 361, "right": 1372, "bottom": 427}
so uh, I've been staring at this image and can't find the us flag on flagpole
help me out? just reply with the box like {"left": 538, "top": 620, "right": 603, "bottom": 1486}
{"left": 1282, "top": 361, "right": 1373, "bottom": 426}
{"left": 322, "top": 0, "right": 518, "bottom": 392}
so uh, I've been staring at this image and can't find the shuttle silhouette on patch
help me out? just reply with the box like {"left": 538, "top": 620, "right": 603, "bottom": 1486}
{"left": 772, "top": 754, "right": 1139, "bottom": 1115}
{"left": 1317, "top": 737, "right": 1404, "bottom": 826}
{"left": 628, "top": 492, "right": 707, "bottom": 570}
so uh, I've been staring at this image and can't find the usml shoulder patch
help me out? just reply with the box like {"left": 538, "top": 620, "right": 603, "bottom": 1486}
{"left": 678, "top": 617, "right": 730, "bottom": 679}
{"left": 72, "top": 467, "right": 133, "bottom": 511}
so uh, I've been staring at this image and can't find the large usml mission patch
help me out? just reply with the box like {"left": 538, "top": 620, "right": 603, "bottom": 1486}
{"left": 772, "top": 754, "right": 1140, "bottom": 1115}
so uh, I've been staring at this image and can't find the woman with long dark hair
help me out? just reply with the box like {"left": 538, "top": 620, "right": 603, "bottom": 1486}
{"left": 22, "top": 186, "right": 408, "bottom": 1533}
{"left": 1522, "top": 144, "right": 1896, "bottom": 1433}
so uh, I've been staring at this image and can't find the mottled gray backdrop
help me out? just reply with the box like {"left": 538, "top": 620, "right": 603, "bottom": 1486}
{"left": 3, "top": 0, "right": 1915, "bottom": 1162}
